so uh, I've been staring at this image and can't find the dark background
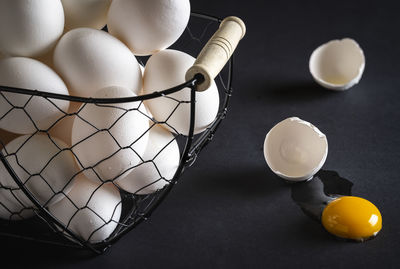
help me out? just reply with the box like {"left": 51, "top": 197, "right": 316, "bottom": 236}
{"left": 2, "top": 0, "right": 400, "bottom": 268}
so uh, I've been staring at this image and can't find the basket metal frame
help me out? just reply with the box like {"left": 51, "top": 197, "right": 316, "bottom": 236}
{"left": 0, "top": 12, "right": 234, "bottom": 254}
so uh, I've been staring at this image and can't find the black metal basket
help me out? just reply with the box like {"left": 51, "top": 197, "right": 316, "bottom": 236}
{"left": 0, "top": 12, "right": 237, "bottom": 254}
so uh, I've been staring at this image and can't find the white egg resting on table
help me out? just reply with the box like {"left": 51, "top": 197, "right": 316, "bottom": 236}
{"left": 0, "top": 0, "right": 64, "bottom": 57}
{"left": 143, "top": 49, "right": 220, "bottom": 135}
{"left": 54, "top": 28, "right": 142, "bottom": 97}
{"left": 48, "top": 174, "right": 121, "bottom": 243}
{"left": 0, "top": 57, "right": 70, "bottom": 134}
{"left": 115, "top": 124, "right": 180, "bottom": 195}
{"left": 107, "top": 0, "right": 191, "bottom": 56}
{"left": 71, "top": 86, "right": 150, "bottom": 184}
{"left": 0, "top": 134, "right": 78, "bottom": 207}
{"left": 61, "top": 0, "right": 112, "bottom": 31}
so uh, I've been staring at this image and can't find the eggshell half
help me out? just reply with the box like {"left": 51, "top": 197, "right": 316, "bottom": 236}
{"left": 61, "top": 0, "right": 112, "bottom": 31}
{"left": 143, "top": 49, "right": 220, "bottom": 135}
{"left": 309, "top": 38, "right": 365, "bottom": 91}
{"left": 0, "top": 57, "right": 70, "bottom": 134}
{"left": 48, "top": 175, "right": 121, "bottom": 243}
{"left": 0, "top": 134, "right": 78, "bottom": 207}
{"left": 115, "top": 124, "right": 180, "bottom": 194}
{"left": 0, "top": 0, "right": 64, "bottom": 57}
{"left": 71, "top": 86, "right": 149, "bottom": 183}
{"left": 107, "top": 0, "right": 190, "bottom": 55}
{"left": 54, "top": 28, "right": 142, "bottom": 97}
{"left": 263, "top": 117, "right": 328, "bottom": 182}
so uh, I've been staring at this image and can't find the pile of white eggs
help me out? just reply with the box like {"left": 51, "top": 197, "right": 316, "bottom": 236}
{"left": 0, "top": 0, "right": 220, "bottom": 243}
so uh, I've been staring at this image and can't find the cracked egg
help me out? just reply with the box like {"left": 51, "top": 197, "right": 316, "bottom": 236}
{"left": 309, "top": 38, "right": 365, "bottom": 91}
{"left": 263, "top": 117, "right": 328, "bottom": 182}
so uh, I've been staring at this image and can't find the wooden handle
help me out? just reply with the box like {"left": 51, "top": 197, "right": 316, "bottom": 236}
{"left": 185, "top": 16, "right": 246, "bottom": 91}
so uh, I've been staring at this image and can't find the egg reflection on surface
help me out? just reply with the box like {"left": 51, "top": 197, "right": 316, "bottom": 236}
{"left": 322, "top": 196, "right": 382, "bottom": 241}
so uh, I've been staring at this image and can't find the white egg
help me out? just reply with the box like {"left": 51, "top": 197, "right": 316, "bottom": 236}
{"left": 54, "top": 28, "right": 142, "bottom": 97}
{"left": 49, "top": 101, "right": 83, "bottom": 146}
{"left": 107, "top": 0, "right": 191, "bottom": 56}
{"left": 71, "top": 86, "right": 149, "bottom": 183}
{"left": 0, "top": 57, "right": 70, "bottom": 134}
{"left": 143, "top": 49, "right": 220, "bottom": 135}
{"left": 263, "top": 117, "right": 328, "bottom": 182}
{"left": 0, "top": 134, "right": 78, "bottom": 207}
{"left": 309, "top": 38, "right": 365, "bottom": 91}
{"left": 61, "top": 0, "right": 112, "bottom": 31}
{"left": 0, "top": 0, "right": 64, "bottom": 57}
{"left": 115, "top": 124, "right": 180, "bottom": 194}
{"left": 48, "top": 175, "right": 121, "bottom": 243}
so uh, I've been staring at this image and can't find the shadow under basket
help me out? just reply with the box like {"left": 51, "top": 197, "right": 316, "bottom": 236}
{"left": 0, "top": 12, "right": 244, "bottom": 254}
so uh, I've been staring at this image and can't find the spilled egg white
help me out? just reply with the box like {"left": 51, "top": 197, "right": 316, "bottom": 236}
{"left": 0, "top": 0, "right": 64, "bottom": 57}
{"left": 61, "top": 0, "right": 112, "bottom": 31}
{"left": 48, "top": 174, "right": 121, "bottom": 243}
{"left": 309, "top": 38, "right": 365, "bottom": 91}
{"left": 143, "top": 49, "right": 220, "bottom": 135}
{"left": 0, "top": 134, "right": 78, "bottom": 207}
{"left": 0, "top": 57, "right": 70, "bottom": 134}
{"left": 115, "top": 124, "right": 180, "bottom": 194}
{"left": 71, "top": 86, "right": 149, "bottom": 183}
{"left": 263, "top": 117, "right": 328, "bottom": 182}
{"left": 107, "top": 0, "right": 191, "bottom": 56}
{"left": 54, "top": 28, "right": 142, "bottom": 97}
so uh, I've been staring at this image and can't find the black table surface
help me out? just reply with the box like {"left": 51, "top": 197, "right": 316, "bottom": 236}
{"left": 2, "top": 0, "right": 400, "bottom": 268}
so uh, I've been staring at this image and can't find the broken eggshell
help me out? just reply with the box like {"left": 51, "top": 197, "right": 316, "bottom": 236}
{"left": 263, "top": 117, "right": 328, "bottom": 182}
{"left": 309, "top": 38, "right": 365, "bottom": 91}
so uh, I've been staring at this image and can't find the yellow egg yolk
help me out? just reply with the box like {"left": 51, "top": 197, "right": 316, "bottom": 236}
{"left": 321, "top": 196, "right": 382, "bottom": 240}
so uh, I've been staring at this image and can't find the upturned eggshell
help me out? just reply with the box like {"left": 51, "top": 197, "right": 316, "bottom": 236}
{"left": 54, "top": 28, "right": 142, "bottom": 97}
{"left": 309, "top": 38, "right": 365, "bottom": 91}
{"left": 107, "top": 0, "right": 191, "bottom": 56}
{"left": 0, "top": 57, "right": 70, "bottom": 134}
{"left": 0, "top": 0, "right": 64, "bottom": 57}
{"left": 71, "top": 86, "right": 149, "bottom": 183}
{"left": 0, "top": 134, "right": 78, "bottom": 207}
{"left": 143, "top": 49, "right": 220, "bottom": 135}
{"left": 263, "top": 117, "right": 328, "bottom": 182}
{"left": 48, "top": 175, "right": 121, "bottom": 243}
{"left": 115, "top": 124, "right": 180, "bottom": 194}
{"left": 61, "top": 0, "right": 112, "bottom": 31}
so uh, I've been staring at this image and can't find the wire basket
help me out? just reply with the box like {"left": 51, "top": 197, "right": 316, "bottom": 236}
{"left": 0, "top": 12, "right": 245, "bottom": 254}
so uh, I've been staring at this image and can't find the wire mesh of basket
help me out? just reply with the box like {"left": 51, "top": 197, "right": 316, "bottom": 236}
{"left": 0, "top": 12, "right": 242, "bottom": 254}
